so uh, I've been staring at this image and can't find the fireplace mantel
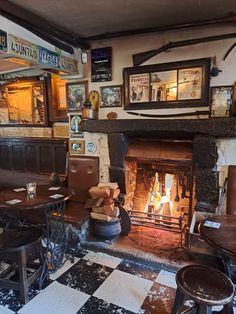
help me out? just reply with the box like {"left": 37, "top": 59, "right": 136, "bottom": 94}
{"left": 82, "top": 117, "right": 236, "bottom": 137}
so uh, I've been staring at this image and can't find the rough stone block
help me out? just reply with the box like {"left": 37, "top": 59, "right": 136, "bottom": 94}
{"left": 195, "top": 168, "right": 219, "bottom": 207}
{"left": 193, "top": 135, "right": 217, "bottom": 168}
{"left": 109, "top": 166, "right": 126, "bottom": 194}
{"left": 108, "top": 133, "right": 128, "bottom": 167}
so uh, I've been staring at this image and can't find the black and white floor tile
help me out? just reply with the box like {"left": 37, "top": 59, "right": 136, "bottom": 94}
{"left": 0, "top": 249, "right": 235, "bottom": 314}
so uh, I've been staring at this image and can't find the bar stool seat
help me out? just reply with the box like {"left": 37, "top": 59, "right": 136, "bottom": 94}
{"left": 0, "top": 227, "right": 42, "bottom": 304}
{"left": 172, "top": 264, "right": 235, "bottom": 314}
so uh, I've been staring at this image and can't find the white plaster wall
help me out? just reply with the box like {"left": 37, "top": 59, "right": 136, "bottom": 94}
{"left": 217, "top": 138, "right": 236, "bottom": 213}
{"left": 83, "top": 132, "right": 110, "bottom": 182}
{"left": 84, "top": 25, "right": 236, "bottom": 120}
{"left": 217, "top": 138, "right": 236, "bottom": 167}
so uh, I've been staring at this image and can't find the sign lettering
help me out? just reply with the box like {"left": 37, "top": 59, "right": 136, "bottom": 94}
{"left": 0, "top": 30, "right": 7, "bottom": 52}
{"left": 60, "top": 56, "right": 77, "bottom": 74}
{"left": 9, "top": 34, "right": 38, "bottom": 62}
{"left": 38, "top": 46, "right": 60, "bottom": 69}
{"left": 8, "top": 34, "right": 78, "bottom": 74}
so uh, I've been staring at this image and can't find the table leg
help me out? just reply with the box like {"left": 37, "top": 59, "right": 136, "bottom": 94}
{"left": 220, "top": 254, "right": 232, "bottom": 280}
{"left": 39, "top": 200, "right": 67, "bottom": 288}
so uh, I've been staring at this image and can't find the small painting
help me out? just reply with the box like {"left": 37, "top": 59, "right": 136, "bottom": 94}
{"left": 100, "top": 85, "right": 122, "bottom": 107}
{"left": 69, "top": 139, "right": 85, "bottom": 155}
{"left": 129, "top": 73, "right": 149, "bottom": 103}
{"left": 69, "top": 114, "right": 84, "bottom": 138}
{"left": 66, "top": 81, "right": 88, "bottom": 112}
{"left": 210, "top": 86, "right": 233, "bottom": 117}
{"left": 178, "top": 67, "right": 202, "bottom": 100}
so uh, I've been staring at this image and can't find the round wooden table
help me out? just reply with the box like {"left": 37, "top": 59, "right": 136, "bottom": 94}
{"left": 0, "top": 185, "right": 71, "bottom": 210}
{"left": 199, "top": 215, "right": 236, "bottom": 258}
{"left": 199, "top": 215, "right": 236, "bottom": 314}
{"left": 0, "top": 185, "right": 72, "bottom": 288}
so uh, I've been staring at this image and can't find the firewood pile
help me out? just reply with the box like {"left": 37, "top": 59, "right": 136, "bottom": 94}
{"left": 88, "top": 183, "right": 120, "bottom": 222}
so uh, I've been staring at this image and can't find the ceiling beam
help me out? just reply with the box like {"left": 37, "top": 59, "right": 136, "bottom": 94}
{"left": 87, "top": 13, "right": 236, "bottom": 41}
{"left": 0, "top": 0, "right": 90, "bottom": 50}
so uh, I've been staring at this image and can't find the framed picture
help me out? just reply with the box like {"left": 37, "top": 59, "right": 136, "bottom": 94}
{"left": 100, "top": 85, "right": 122, "bottom": 107}
{"left": 69, "top": 114, "right": 84, "bottom": 138}
{"left": 0, "top": 79, "right": 48, "bottom": 126}
{"left": 47, "top": 74, "right": 68, "bottom": 122}
{"left": 66, "top": 81, "right": 88, "bottom": 112}
{"left": 91, "top": 47, "right": 112, "bottom": 82}
{"left": 57, "top": 82, "right": 67, "bottom": 110}
{"left": 69, "top": 139, "right": 85, "bottom": 155}
{"left": 210, "top": 86, "right": 233, "bottom": 117}
{"left": 123, "top": 58, "right": 210, "bottom": 110}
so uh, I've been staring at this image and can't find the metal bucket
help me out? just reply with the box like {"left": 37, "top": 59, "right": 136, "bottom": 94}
{"left": 93, "top": 219, "right": 121, "bottom": 239}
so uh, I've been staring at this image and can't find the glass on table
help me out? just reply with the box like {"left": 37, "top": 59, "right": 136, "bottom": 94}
{"left": 26, "top": 182, "right": 37, "bottom": 197}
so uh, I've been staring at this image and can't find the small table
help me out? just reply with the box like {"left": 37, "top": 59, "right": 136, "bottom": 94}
{"left": 199, "top": 215, "right": 236, "bottom": 314}
{"left": 0, "top": 185, "right": 71, "bottom": 288}
{"left": 199, "top": 215, "right": 236, "bottom": 258}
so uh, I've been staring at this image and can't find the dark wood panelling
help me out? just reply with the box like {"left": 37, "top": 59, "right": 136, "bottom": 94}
{"left": 55, "top": 147, "right": 67, "bottom": 174}
{"left": 12, "top": 145, "right": 24, "bottom": 171}
{"left": 25, "top": 145, "right": 37, "bottom": 172}
{"left": 0, "top": 145, "right": 10, "bottom": 170}
{"left": 40, "top": 146, "right": 53, "bottom": 173}
{"left": 0, "top": 138, "right": 66, "bottom": 175}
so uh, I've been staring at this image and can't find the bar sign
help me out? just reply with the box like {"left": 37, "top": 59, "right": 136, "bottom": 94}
{"left": 0, "top": 30, "right": 7, "bottom": 52}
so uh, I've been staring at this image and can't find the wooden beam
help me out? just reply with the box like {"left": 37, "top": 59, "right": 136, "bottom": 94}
{"left": 87, "top": 13, "right": 236, "bottom": 41}
{"left": 0, "top": 0, "right": 90, "bottom": 50}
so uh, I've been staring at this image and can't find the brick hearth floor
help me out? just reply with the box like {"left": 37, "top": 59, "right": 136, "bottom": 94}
{"left": 1, "top": 249, "right": 235, "bottom": 314}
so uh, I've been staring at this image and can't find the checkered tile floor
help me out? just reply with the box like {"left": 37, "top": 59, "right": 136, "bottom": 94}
{"left": 0, "top": 250, "right": 235, "bottom": 314}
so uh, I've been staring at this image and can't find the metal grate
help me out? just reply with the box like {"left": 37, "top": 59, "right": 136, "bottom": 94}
{"left": 128, "top": 210, "right": 186, "bottom": 244}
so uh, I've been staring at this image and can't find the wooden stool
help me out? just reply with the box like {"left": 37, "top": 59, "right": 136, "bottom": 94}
{"left": 0, "top": 226, "right": 42, "bottom": 304}
{"left": 172, "top": 264, "right": 235, "bottom": 314}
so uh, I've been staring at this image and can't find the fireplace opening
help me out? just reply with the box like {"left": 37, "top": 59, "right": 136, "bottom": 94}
{"left": 124, "top": 138, "right": 195, "bottom": 245}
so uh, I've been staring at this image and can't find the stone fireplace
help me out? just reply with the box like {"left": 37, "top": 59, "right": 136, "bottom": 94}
{"left": 82, "top": 117, "right": 236, "bottom": 229}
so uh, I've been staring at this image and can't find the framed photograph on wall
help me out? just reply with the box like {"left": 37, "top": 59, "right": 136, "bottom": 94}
{"left": 129, "top": 74, "right": 149, "bottom": 103}
{"left": 210, "top": 86, "right": 233, "bottom": 117}
{"left": 123, "top": 58, "right": 210, "bottom": 110}
{"left": 0, "top": 79, "right": 48, "bottom": 126}
{"left": 66, "top": 81, "right": 88, "bottom": 112}
{"left": 69, "top": 139, "right": 85, "bottom": 155}
{"left": 69, "top": 114, "right": 84, "bottom": 138}
{"left": 100, "top": 85, "right": 122, "bottom": 107}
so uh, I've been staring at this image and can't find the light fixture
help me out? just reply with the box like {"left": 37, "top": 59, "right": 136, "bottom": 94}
{"left": 81, "top": 51, "right": 88, "bottom": 64}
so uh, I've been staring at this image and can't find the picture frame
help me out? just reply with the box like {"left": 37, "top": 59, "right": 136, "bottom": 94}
{"left": 123, "top": 58, "right": 211, "bottom": 110}
{"left": 91, "top": 47, "right": 112, "bottom": 82}
{"left": 100, "top": 85, "right": 123, "bottom": 108}
{"left": 69, "top": 139, "right": 85, "bottom": 155}
{"left": 69, "top": 114, "right": 84, "bottom": 138}
{"left": 210, "top": 86, "right": 233, "bottom": 118}
{"left": 48, "top": 74, "right": 68, "bottom": 122}
{"left": 57, "top": 82, "right": 67, "bottom": 110}
{"left": 0, "top": 78, "right": 48, "bottom": 126}
{"left": 66, "top": 81, "right": 88, "bottom": 112}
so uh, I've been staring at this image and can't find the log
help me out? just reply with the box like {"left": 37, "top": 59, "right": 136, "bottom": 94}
{"left": 89, "top": 187, "right": 110, "bottom": 199}
{"left": 98, "top": 182, "right": 118, "bottom": 189}
{"left": 90, "top": 212, "right": 112, "bottom": 221}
